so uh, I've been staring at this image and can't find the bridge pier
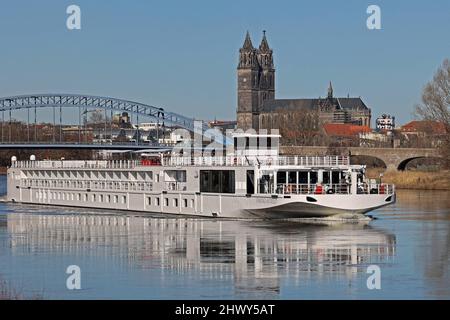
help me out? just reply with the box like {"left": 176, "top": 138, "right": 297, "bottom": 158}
{"left": 385, "top": 164, "right": 398, "bottom": 172}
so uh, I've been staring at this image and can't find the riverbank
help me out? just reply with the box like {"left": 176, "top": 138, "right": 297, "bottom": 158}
{"left": 366, "top": 169, "right": 450, "bottom": 190}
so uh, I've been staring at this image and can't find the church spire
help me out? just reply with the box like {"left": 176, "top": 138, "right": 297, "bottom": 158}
{"left": 328, "top": 81, "right": 333, "bottom": 99}
{"left": 239, "top": 31, "right": 258, "bottom": 69}
{"left": 259, "top": 30, "right": 270, "bottom": 53}
{"left": 242, "top": 31, "right": 254, "bottom": 51}
{"left": 257, "top": 30, "right": 273, "bottom": 69}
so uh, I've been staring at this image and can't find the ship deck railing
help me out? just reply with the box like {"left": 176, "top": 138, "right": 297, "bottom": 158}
{"left": 263, "top": 183, "right": 395, "bottom": 195}
{"left": 12, "top": 160, "right": 134, "bottom": 169}
{"left": 11, "top": 156, "right": 350, "bottom": 169}
{"left": 162, "top": 156, "right": 350, "bottom": 167}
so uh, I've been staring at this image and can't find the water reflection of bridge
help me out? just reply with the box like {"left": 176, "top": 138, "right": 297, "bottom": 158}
{"left": 7, "top": 212, "right": 396, "bottom": 297}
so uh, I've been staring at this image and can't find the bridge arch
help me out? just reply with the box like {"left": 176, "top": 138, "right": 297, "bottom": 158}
{"left": 350, "top": 155, "right": 387, "bottom": 169}
{"left": 398, "top": 157, "right": 421, "bottom": 171}
{"left": 348, "top": 147, "right": 442, "bottom": 171}
{"left": 397, "top": 156, "right": 445, "bottom": 171}
{"left": 0, "top": 94, "right": 203, "bottom": 132}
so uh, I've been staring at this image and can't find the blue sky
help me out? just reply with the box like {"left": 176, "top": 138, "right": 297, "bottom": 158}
{"left": 0, "top": 0, "right": 449, "bottom": 125}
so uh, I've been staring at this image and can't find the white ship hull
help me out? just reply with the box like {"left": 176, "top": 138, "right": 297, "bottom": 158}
{"left": 5, "top": 192, "right": 395, "bottom": 219}
{"left": 6, "top": 151, "right": 396, "bottom": 220}
{"left": 243, "top": 194, "right": 395, "bottom": 218}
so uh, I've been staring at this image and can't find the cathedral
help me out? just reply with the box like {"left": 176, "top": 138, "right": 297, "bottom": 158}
{"left": 236, "top": 32, "right": 372, "bottom": 131}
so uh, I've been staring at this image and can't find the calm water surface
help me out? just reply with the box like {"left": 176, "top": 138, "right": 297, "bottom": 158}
{"left": 0, "top": 176, "right": 449, "bottom": 299}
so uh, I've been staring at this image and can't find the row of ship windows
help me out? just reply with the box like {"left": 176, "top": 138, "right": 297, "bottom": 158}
{"left": 36, "top": 191, "right": 127, "bottom": 204}
{"left": 25, "top": 179, "right": 153, "bottom": 191}
{"left": 23, "top": 172, "right": 155, "bottom": 181}
{"left": 34, "top": 191, "right": 195, "bottom": 209}
{"left": 148, "top": 197, "right": 195, "bottom": 209}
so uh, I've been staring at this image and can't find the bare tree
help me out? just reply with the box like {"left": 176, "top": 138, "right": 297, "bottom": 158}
{"left": 415, "top": 59, "right": 450, "bottom": 162}
{"left": 277, "top": 109, "right": 328, "bottom": 146}
{"left": 89, "top": 109, "right": 105, "bottom": 124}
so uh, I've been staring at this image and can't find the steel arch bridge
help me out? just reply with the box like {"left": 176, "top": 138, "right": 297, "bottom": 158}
{"left": 0, "top": 93, "right": 202, "bottom": 131}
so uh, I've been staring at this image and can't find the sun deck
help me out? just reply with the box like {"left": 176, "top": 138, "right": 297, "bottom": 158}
{"left": 10, "top": 155, "right": 351, "bottom": 170}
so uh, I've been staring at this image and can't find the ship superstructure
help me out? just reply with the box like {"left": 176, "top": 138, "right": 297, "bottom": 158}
{"left": 7, "top": 134, "right": 395, "bottom": 218}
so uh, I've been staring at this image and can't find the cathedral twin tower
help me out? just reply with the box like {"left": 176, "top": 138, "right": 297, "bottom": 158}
{"left": 237, "top": 31, "right": 275, "bottom": 130}
{"left": 236, "top": 31, "right": 372, "bottom": 132}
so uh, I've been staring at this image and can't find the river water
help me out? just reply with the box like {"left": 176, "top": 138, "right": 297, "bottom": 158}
{"left": 0, "top": 176, "right": 448, "bottom": 299}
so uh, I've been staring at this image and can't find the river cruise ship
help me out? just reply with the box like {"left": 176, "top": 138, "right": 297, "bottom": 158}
{"left": 6, "top": 134, "right": 395, "bottom": 219}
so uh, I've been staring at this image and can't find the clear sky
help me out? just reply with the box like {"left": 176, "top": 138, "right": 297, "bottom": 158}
{"left": 0, "top": 0, "right": 449, "bottom": 126}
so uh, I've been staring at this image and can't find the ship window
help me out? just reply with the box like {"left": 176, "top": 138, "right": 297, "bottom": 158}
{"left": 200, "top": 170, "right": 235, "bottom": 194}
{"left": 277, "top": 171, "right": 286, "bottom": 184}
{"left": 310, "top": 172, "right": 318, "bottom": 184}
{"left": 288, "top": 171, "right": 296, "bottom": 183}
{"left": 299, "top": 172, "right": 308, "bottom": 184}
{"left": 332, "top": 171, "right": 341, "bottom": 184}
{"left": 164, "top": 170, "right": 187, "bottom": 182}
{"left": 323, "top": 172, "right": 330, "bottom": 184}
{"left": 247, "top": 171, "right": 254, "bottom": 194}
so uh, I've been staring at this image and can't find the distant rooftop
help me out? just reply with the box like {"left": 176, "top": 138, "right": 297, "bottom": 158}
{"left": 324, "top": 123, "right": 371, "bottom": 137}
{"left": 261, "top": 97, "right": 369, "bottom": 113}
{"left": 400, "top": 120, "right": 447, "bottom": 135}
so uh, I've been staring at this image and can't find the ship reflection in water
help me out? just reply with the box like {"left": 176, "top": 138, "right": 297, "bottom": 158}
{"left": 6, "top": 209, "right": 396, "bottom": 299}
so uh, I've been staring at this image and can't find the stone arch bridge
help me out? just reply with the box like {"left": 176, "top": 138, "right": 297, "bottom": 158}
{"left": 280, "top": 146, "right": 442, "bottom": 171}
